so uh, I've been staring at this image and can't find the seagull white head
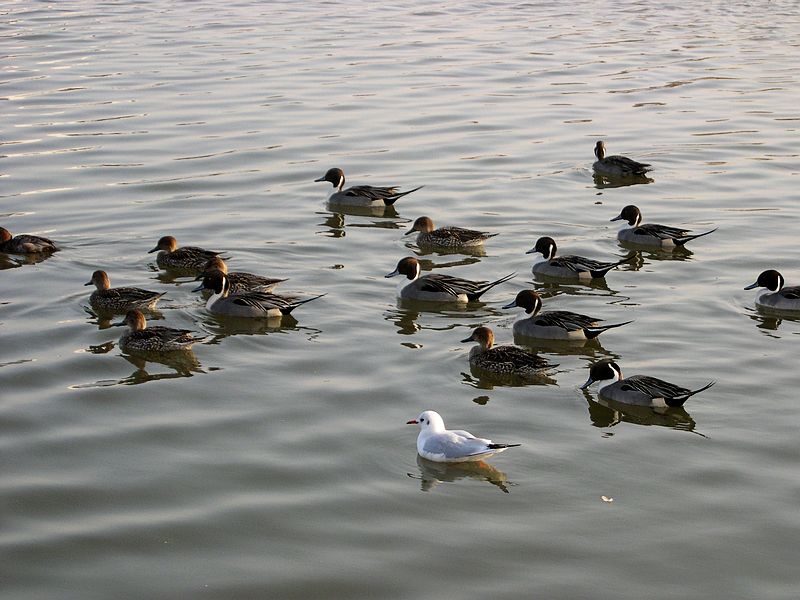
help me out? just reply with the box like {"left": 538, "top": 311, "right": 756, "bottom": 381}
{"left": 406, "top": 410, "right": 446, "bottom": 433}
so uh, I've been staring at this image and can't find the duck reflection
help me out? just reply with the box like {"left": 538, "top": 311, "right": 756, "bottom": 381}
{"left": 745, "top": 305, "right": 800, "bottom": 335}
{"left": 0, "top": 252, "right": 56, "bottom": 269}
{"left": 407, "top": 243, "right": 488, "bottom": 259}
{"left": 409, "top": 455, "right": 513, "bottom": 493}
{"left": 514, "top": 335, "right": 622, "bottom": 360}
{"left": 385, "top": 303, "right": 505, "bottom": 335}
{"left": 197, "top": 312, "right": 322, "bottom": 343}
{"left": 79, "top": 343, "right": 203, "bottom": 386}
{"left": 581, "top": 389, "right": 698, "bottom": 433}
{"left": 461, "top": 367, "right": 558, "bottom": 390}
{"left": 316, "top": 204, "right": 403, "bottom": 238}
{"left": 412, "top": 255, "right": 483, "bottom": 271}
{"left": 592, "top": 172, "right": 653, "bottom": 189}
{"left": 85, "top": 305, "right": 165, "bottom": 330}
{"left": 615, "top": 245, "right": 694, "bottom": 265}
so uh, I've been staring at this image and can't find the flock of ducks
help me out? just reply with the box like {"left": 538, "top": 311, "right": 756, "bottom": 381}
{"left": 4, "top": 141, "right": 799, "bottom": 463}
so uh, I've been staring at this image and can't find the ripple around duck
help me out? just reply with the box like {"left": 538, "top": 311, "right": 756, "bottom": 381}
{"left": 3, "top": 0, "right": 800, "bottom": 598}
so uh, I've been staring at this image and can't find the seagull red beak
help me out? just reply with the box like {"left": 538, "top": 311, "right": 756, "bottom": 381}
{"left": 406, "top": 419, "right": 418, "bottom": 425}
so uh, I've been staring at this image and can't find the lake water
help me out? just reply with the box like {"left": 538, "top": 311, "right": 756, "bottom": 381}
{"left": 2, "top": 1, "right": 800, "bottom": 598}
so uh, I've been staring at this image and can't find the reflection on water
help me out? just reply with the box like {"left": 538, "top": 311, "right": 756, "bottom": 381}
{"left": 316, "top": 205, "right": 402, "bottom": 237}
{"left": 461, "top": 366, "right": 559, "bottom": 390}
{"left": 409, "top": 455, "right": 513, "bottom": 493}
{"left": 407, "top": 243, "right": 488, "bottom": 258}
{"left": 616, "top": 245, "right": 694, "bottom": 265}
{"left": 384, "top": 304, "right": 504, "bottom": 335}
{"left": 74, "top": 347, "right": 204, "bottom": 387}
{"left": 581, "top": 390, "right": 699, "bottom": 433}
{"left": 85, "top": 306, "right": 165, "bottom": 329}
{"left": 513, "top": 335, "right": 622, "bottom": 361}
{"left": 745, "top": 305, "right": 800, "bottom": 335}
{"left": 592, "top": 172, "right": 654, "bottom": 189}
{"left": 0, "top": 251, "right": 57, "bottom": 269}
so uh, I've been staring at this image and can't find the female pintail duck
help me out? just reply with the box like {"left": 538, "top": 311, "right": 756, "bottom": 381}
{"left": 195, "top": 256, "right": 286, "bottom": 293}
{"left": 580, "top": 359, "right": 714, "bottom": 408}
{"left": 502, "top": 290, "right": 632, "bottom": 341}
{"left": 744, "top": 269, "right": 800, "bottom": 312}
{"left": 461, "top": 326, "right": 557, "bottom": 377}
{"left": 0, "top": 226, "right": 58, "bottom": 254}
{"left": 314, "top": 167, "right": 422, "bottom": 206}
{"left": 385, "top": 257, "right": 514, "bottom": 302}
{"left": 611, "top": 205, "right": 717, "bottom": 248}
{"left": 85, "top": 270, "right": 165, "bottom": 312}
{"left": 405, "top": 216, "right": 498, "bottom": 250}
{"left": 148, "top": 236, "right": 223, "bottom": 272}
{"left": 526, "top": 236, "right": 633, "bottom": 280}
{"left": 407, "top": 410, "right": 520, "bottom": 463}
{"left": 112, "top": 310, "right": 204, "bottom": 353}
{"left": 593, "top": 141, "right": 652, "bottom": 178}
{"left": 193, "top": 271, "right": 324, "bottom": 318}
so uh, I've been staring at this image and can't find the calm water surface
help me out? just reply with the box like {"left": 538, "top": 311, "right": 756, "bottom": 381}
{"left": 2, "top": 1, "right": 800, "bottom": 598}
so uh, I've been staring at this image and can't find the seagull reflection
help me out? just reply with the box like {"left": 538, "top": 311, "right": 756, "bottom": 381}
{"left": 592, "top": 172, "right": 653, "bottom": 189}
{"left": 580, "top": 389, "right": 699, "bottom": 434}
{"left": 408, "top": 455, "right": 513, "bottom": 493}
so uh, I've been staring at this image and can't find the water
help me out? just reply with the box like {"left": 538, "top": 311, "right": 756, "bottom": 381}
{"left": 2, "top": 1, "right": 800, "bottom": 598}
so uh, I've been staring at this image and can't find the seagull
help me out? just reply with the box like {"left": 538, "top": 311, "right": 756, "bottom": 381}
{"left": 406, "top": 410, "right": 520, "bottom": 463}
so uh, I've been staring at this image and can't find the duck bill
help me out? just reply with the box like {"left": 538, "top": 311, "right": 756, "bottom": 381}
{"left": 403, "top": 228, "right": 415, "bottom": 236}
{"left": 460, "top": 335, "right": 475, "bottom": 343}
{"left": 191, "top": 282, "right": 206, "bottom": 293}
{"left": 385, "top": 268, "right": 400, "bottom": 278}
{"left": 314, "top": 175, "right": 326, "bottom": 182}
{"left": 579, "top": 376, "right": 595, "bottom": 390}
{"left": 501, "top": 300, "right": 517, "bottom": 310}
{"left": 743, "top": 281, "right": 759, "bottom": 290}
{"left": 610, "top": 214, "right": 624, "bottom": 222}
{"left": 110, "top": 320, "right": 126, "bottom": 328}
{"left": 83, "top": 281, "right": 93, "bottom": 286}
{"left": 147, "top": 246, "right": 159, "bottom": 254}
{"left": 406, "top": 419, "right": 418, "bottom": 425}
{"left": 524, "top": 248, "right": 537, "bottom": 255}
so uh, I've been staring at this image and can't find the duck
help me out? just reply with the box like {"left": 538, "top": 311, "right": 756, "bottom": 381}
{"left": 193, "top": 271, "right": 324, "bottom": 318}
{"left": 195, "top": 256, "right": 286, "bottom": 293}
{"left": 502, "top": 290, "right": 632, "bottom": 340}
{"left": 744, "top": 269, "right": 800, "bottom": 312}
{"left": 314, "top": 167, "right": 422, "bottom": 206}
{"left": 593, "top": 141, "right": 652, "bottom": 177}
{"left": 461, "top": 326, "right": 557, "bottom": 377}
{"left": 406, "top": 410, "right": 520, "bottom": 463}
{"left": 404, "top": 216, "right": 497, "bottom": 250}
{"left": 0, "top": 226, "right": 58, "bottom": 253}
{"left": 526, "top": 236, "right": 633, "bottom": 280}
{"left": 580, "top": 359, "right": 714, "bottom": 407}
{"left": 385, "top": 257, "right": 514, "bottom": 302}
{"left": 112, "top": 309, "right": 204, "bottom": 353}
{"left": 148, "top": 236, "right": 223, "bottom": 272}
{"left": 611, "top": 205, "right": 717, "bottom": 248}
{"left": 85, "top": 270, "right": 165, "bottom": 312}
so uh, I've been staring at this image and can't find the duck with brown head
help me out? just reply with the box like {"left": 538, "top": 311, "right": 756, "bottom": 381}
{"left": 148, "top": 235, "right": 223, "bottom": 272}
{"left": 405, "top": 216, "right": 497, "bottom": 250}
{"left": 85, "top": 270, "right": 165, "bottom": 313}
{"left": 593, "top": 141, "right": 652, "bottom": 178}
{"left": 195, "top": 256, "right": 287, "bottom": 294}
{"left": 0, "top": 226, "right": 58, "bottom": 254}
{"left": 461, "top": 325, "right": 557, "bottom": 377}
{"left": 526, "top": 236, "right": 634, "bottom": 281}
{"left": 610, "top": 205, "right": 717, "bottom": 248}
{"left": 112, "top": 310, "right": 205, "bottom": 353}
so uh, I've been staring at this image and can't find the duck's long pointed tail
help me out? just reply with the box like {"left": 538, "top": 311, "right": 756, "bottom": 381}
{"left": 468, "top": 272, "right": 516, "bottom": 301}
{"left": 674, "top": 228, "right": 717, "bottom": 247}
{"left": 384, "top": 185, "right": 424, "bottom": 206}
{"left": 583, "top": 320, "right": 634, "bottom": 340}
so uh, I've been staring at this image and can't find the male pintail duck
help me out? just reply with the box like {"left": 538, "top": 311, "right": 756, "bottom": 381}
{"left": 148, "top": 236, "right": 223, "bottom": 272}
{"left": 196, "top": 256, "right": 286, "bottom": 293}
{"left": 527, "top": 236, "right": 633, "bottom": 280}
{"left": 385, "top": 257, "right": 514, "bottom": 302}
{"left": 744, "top": 270, "right": 800, "bottom": 312}
{"left": 0, "top": 226, "right": 58, "bottom": 254}
{"left": 407, "top": 410, "right": 520, "bottom": 463}
{"left": 461, "top": 326, "right": 557, "bottom": 377}
{"left": 405, "top": 216, "right": 498, "bottom": 249}
{"left": 502, "top": 290, "right": 632, "bottom": 340}
{"left": 112, "top": 309, "right": 204, "bottom": 353}
{"left": 593, "top": 141, "right": 652, "bottom": 177}
{"left": 193, "top": 271, "right": 324, "bottom": 318}
{"left": 580, "top": 359, "right": 714, "bottom": 407}
{"left": 85, "top": 270, "right": 165, "bottom": 312}
{"left": 315, "top": 167, "right": 422, "bottom": 206}
{"left": 611, "top": 205, "right": 717, "bottom": 248}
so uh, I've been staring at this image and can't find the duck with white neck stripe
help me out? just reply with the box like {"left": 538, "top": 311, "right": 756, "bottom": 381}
{"left": 315, "top": 167, "right": 422, "bottom": 207}
{"left": 527, "top": 236, "right": 634, "bottom": 280}
{"left": 610, "top": 205, "right": 717, "bottom": 248}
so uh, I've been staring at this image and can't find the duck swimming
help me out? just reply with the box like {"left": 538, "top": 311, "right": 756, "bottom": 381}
{"left": 315, "top": 167, "right": 422, "bottom": 206}
{"left": 611, "top": 205, "right": 716, "bottom": 248}
{"left": 386, "top": 257, "right": 514, "bottom": 302}
{"left": 593, "top": 141, "right": 652, "bottom": 178}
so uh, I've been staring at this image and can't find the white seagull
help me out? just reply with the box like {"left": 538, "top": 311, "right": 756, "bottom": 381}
{"left": 406, "top": 410, "right": 520, "bottom": 463}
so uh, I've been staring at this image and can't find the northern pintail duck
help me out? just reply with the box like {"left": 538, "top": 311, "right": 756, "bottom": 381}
{"left": 593, "top": 141, "right": 652, "bottom": 178}
{"left": 148, "top": 236, "right": 223, "bottom": 272}
{"left": 112, "top": 310, "right": 204, "bottom": 353}
{"left": 0, "top": 226, "right": 58, "bottom": 253}
{"left": 315, "top": 167, "right": 422, "bottom": 206}
{"left": 406, "top": 410, "right": 520, "bottom": 463}
{"left": 461, "top": 326, "right": 557, "bottom": 377}
{"left": 196, "top": 256, "right": 286, "bottom": 293}
{"left": 385, "top": 257, "right": 514, "bottom": 302}
{"left": 580, "top": 359, "right": 714, "bottom": 407}
{"left": 85, "top": 270, "right": 165, "bottom": 312}
{"left": 194, "top": 271, "right": 324, "bottom": 318}
{"left": 502, "top": 290, "right": 632, "bottom": 340}
{"left": 405, "top": 216, "right": 497, "bottom": 249}
{"left": 527, "top": 237, "right": 632, "bottom": 280}
{"left": 744, "top": 269, "right": 800, "bottom": 312}
{"left": 611, "top": 205, "right": 716, "bottom": 248}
